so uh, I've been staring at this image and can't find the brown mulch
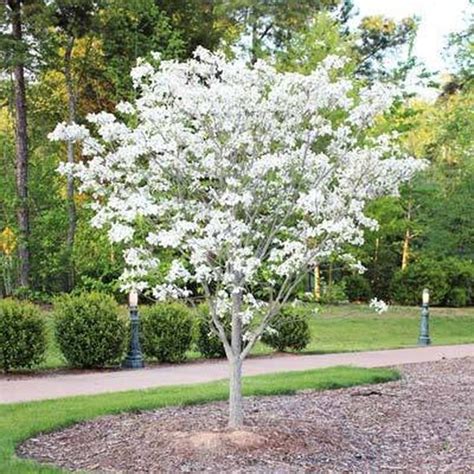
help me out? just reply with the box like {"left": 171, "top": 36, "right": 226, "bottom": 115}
{"left": 17, "top": 358, "right": 474, "bottom": 473}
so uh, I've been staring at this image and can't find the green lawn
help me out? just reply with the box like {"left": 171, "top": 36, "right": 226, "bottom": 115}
{"left": 0, "top": 365, "right": 399, "bottom": 473}
{"left": 39, "top": 304, "right": 474, "bottom": 370}
{"left": 252, "top": 304, "right": 474, "bottom": 355}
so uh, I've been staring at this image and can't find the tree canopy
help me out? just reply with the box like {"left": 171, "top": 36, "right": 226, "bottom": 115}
{"left": 0, "top": 0, "right": 472, "bottom": 308}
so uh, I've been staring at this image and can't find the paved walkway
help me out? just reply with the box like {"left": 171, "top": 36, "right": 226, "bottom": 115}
{"left": 1, "top": 344, "right": 472, "bottom": 404}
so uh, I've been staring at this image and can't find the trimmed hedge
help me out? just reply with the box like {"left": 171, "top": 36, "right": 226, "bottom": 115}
{"left": 391, "top": 256, "right": 474, "bottom": 306}
{"left": 141, "top": 302, "right": 193, "bottom": 363}
{"left": 391, "top": 259, "right": 449, "bottom": 306}
{"left": 444, "top": 287, "right": 468, "bottom": 307}
{"left": 0, "top": 299, "right": 47, "bottom": 372}
{"left": 343, "top": 274, "right": 372, "bottom": 302}
{"left": 195, "top": 304, "right": 228, "bottom": 359}
{"left": 54, "top": 292, "right": 127, "bottom": 368}
{"left": 261, "top": 306, "right": 311, "bottom": 352}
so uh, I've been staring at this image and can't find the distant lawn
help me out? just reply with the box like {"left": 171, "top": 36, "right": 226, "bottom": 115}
{"left": 0, "top": 365, "right": 399, "bottom": 473}
{"left": 37, "top": 304, "right": 474, "bottom": 371}
{"left": 252, "top": 304, "right": 474, "bottom": 355}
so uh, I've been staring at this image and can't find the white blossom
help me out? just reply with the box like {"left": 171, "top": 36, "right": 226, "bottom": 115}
{"left": 51, "top": 48, "right": 425, "bottom": 359}
{"left": 166, "top": 260, "right": 191, "bottom": 283}
{"left": 130, "top": 60, "right": 155, "bottom": 84}
{"left": 48, "top": 122, "right": 89, "bottom": 142}
{"left": 370, "top": 298, "right": 389, "bottom": 314}
{"left": 116, "top": 101, "right": 135, "bottom": 115}
{"left": 108, "top": 222, "right": 134, "bottom": 243}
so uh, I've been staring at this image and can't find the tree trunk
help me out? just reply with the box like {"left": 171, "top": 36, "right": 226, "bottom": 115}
{"left": 313, "top": 264, "right": 320, "bottom": 301}
{"left": 10, "top": 0, "right": 30, "bottom": 288}
{"left": 374, "top": 237, "right": 380, "bottom": 265}
{"left": 228, "top": 284, "right": 244, "bottom": 428}
{"left": 401, "top": 228, "right": 410, "bottom": 270}
{"left": 371, "top": 236, "right": 380, "bottom": 286}
{"left": 228, "top": 356, "right": 243, "bottom": 428}
{"left": 401, "top": 202, "right": 412, "bottom": 271}
{"left": 64, "top": 35, "right": 77, "bottom": 291}
{"left": 250, "top": 10, "right": 258, "bottom": 65}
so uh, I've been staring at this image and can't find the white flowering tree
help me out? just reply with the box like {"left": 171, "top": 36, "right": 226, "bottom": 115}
{"left": 50, "top": 48, "right": 425, "bottom": 427}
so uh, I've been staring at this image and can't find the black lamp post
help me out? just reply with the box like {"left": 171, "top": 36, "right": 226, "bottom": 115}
{"left": 122, "top": 290, "right": 145, "bottom": 369}
{"left": 418, "top": 288, "right": 431, "bottom": 346}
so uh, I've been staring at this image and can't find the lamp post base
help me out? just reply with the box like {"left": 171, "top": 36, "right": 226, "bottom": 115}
{"left": 123, "top": 306, "right": 145, "bottom": 369}
{"left": 122, "top": 355, "right": 144, "bottom": 369}
{"left": 418, "top": 304, "right": 431, "bottom": 347}
{"left": 418, "top": 336, "right": 431, "bottom": 346}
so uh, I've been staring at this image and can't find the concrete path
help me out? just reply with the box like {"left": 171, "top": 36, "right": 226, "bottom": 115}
{"left": 1, "top": 344, "right": 472, "bottom": 404}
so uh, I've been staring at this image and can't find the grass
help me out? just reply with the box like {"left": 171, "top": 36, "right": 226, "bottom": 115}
{"left": 0, "top": 365, "right": 399, "bottom": 473}
{"left": 38, "top": 304, "right": 474, "bottom": 370}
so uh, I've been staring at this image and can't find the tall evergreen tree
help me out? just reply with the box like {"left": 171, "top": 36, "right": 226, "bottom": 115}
{"left": 47, "top": 0, "right": 101, "bottom": 290}
{"left": 4, "top": 1, "right": 31, "bottom": 288}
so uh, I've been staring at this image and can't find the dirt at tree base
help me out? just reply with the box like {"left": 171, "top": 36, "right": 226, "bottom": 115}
{"left": 17, "top": 358, "right": 473, "bottom": 473}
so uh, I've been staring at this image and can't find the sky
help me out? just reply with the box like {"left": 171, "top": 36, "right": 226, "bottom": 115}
{"left": 353, "top": 0, "right": 472, "bottom": 73}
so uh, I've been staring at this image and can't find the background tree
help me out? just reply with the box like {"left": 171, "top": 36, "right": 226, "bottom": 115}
{"left": 100, "top": 0, "right": 185, "bottom": 102}
{"left": 272, "top": 2, "right": 419, "bottom": 83}
{"left": 223, "top": 0, "right": 340, "bottom": 62}
{"left": 276, "top": 12, "right": 354, "bottom": 74}
{"left": 2, "top": 0, "right": 38, "bottom": 288}
{"left": 156, "top": 0, "right": 235, "bottom": 57}
{"left": 354, "top": 14, "right": 418, "bottom": 81}
{"left": 44, "top": 0, "right": 101, "bottom": 290}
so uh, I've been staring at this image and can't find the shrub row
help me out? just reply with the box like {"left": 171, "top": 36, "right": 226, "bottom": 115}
{"left": 141, "top": 302, "right": 194, "bottom": 363}
{"left": 0, "top": 294, "right": 311, "bottom": 371}
{"left": 390, "top": 257, "right": 473, "bottom": 306}
{"left": 0, "top": 299, "right": 47, "bottom": 372}
{"left": 54, "top": 293, "right": 127, "bottom": 368}
{"left": 342, "top": 256, "right": 474, "bottom": 307}
{"left": 261, "top": 306, "right": 311, "bottom": 352}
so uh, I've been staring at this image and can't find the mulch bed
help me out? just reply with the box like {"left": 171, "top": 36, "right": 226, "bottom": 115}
{"left": 17, "top": 357, "right": 473, "bottom": 473}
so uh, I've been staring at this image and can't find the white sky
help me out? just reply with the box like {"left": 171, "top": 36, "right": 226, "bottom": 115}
{"left": 353, "top": 0, "right": 472, "bottom": 73}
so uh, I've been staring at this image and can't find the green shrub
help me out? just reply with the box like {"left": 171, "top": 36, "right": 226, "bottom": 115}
{"left": 319, "top": 281, "right": 347, "bottom": 304}
{"left": 73, "top": 276, "right": 120, "bottom": 299}
{"left": 0, "top": 299, "right": 47, "bottom": 372}
{"left": 444, "top": 287, "right": 468, "bottom": 307}
{"left": 11, "top": 287, "right": 51, "bottom": 304}
{"left": 441, "top": 257, "right": 473, "bottom": 306}
{"left": 54, "top": 292, "right": 127, "bottom": 368}
{"left": 195, "top": 304, "right": 228, "bottom": 358}
{"left": 141, "top": 302, "right": 193, "bottom": 363}
{"left": 261, "top": 306, "right": 311, "bottom": 352}
{"left": 391, "top": 258, "right": 449, "bottom": 305}
{"left": 343, "top": 274, "right": 372, "bottom": 302}
{"left": 391, "top": 256, "right": 473, "bottom": 307}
